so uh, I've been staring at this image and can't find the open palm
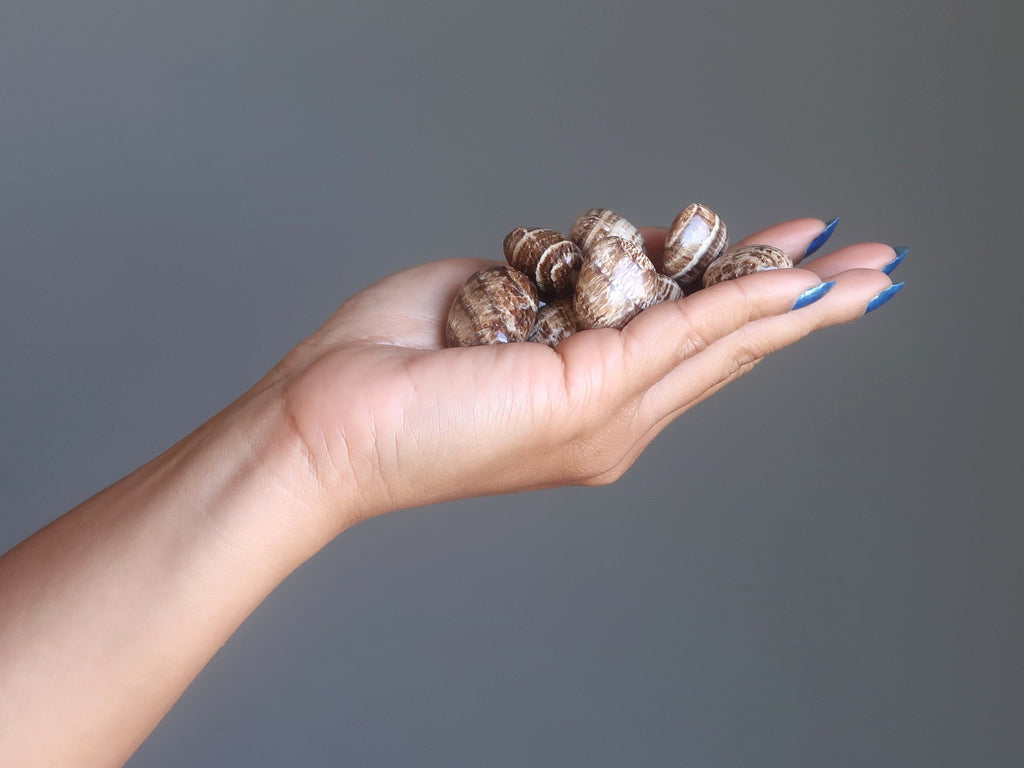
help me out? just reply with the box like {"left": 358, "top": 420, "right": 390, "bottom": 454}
{"left": 261, "top": 218, "right": 899, "bottom": 520}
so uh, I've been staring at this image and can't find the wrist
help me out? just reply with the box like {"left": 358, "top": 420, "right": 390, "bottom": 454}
{"left": 183, "top": 382, "right": 360, "bottom": 572}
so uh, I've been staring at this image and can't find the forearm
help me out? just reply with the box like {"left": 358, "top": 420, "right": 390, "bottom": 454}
{"left": 0, "top": 386, "right": 344, "bottom": 768}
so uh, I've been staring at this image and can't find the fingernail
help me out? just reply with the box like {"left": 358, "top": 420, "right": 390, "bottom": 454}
{"left": 790, "top": 281, "right": 836, "bottom": 310}
{"left": 881, "top": 247, "right": 908, "bottom": 275}
{"left": 864, "top": 282, "right": 905, "bottom": 314}
{"left": 803, "top": 217, "right": 839, "bottom": 259}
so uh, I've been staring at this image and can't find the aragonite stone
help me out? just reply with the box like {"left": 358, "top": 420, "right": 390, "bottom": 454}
{"left": 527, "top": 297, "right": 577, "bottom": 347}
{"left": 645, "top": 272, "right": 684, "bottom": 306}
{"left": 702, "top": 244, "right": 793, "bottom": 288}
{"left": 662, "top": 203, "right": 728, "bottom": 292}
{"left": 568, "top": 208, "right": 646, "bottom": 253}
{"left": 502, "top": 227, "right": 582, "bottom": 299}
{"left": 445, "top": 265, "right": 539, "bottom": 347}
{"left": 573, "top": 236, "right": 659, "bottom": 330}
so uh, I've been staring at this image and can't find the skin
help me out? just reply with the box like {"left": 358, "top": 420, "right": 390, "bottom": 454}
{"left": 0, "top": 218, "right": 899, "bottom": 767}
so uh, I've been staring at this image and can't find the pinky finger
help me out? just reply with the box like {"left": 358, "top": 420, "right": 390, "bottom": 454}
{"left": 579, "top": 268, "right": 904, "bottom": 485}
{"left": 637, "top": 268, "right": 899, "bottom": 424}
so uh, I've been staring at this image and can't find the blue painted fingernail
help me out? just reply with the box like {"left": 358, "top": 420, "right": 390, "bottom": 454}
{"left": 790, "top": 281, "right": 836, "bottom": 310}
{"left": 881, "top": 247, "right": 908, "bottom": 275}
{"left": 803, "top": 217, "right": 839, "bottom": 259}
{"left": 864, "top": 282, "right": 905, "bottom": 314}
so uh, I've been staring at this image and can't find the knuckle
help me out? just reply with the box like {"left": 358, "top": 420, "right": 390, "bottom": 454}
{"left": 672, "top": 302, "right": 715, "bottom": 359}
{"left": 727, "top": 353, "right": 763, "bottom": 380}
{"left": 724, "top": 338, "right": 767, "bottom": 378}
{"left": 679, "top": 327, "right": 712, "bottom": 360}
{"left": 673, "top": 281, "right": 754, "bottom": 360}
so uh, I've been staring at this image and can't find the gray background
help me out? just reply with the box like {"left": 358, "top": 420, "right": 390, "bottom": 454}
{"left": 2, "top": 1, "right": 1021, "bottom": 766}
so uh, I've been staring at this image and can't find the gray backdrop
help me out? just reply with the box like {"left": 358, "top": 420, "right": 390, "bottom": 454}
{"left": 2, "top": 1, "right": 1021, "bottom": 766}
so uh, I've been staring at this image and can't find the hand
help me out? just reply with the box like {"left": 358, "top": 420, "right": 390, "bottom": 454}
{"left": 261, "top": 218, "right": 900, "bottom": 523}
{"left": 0, "top": 216, "right": 902, "bottom": 768}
